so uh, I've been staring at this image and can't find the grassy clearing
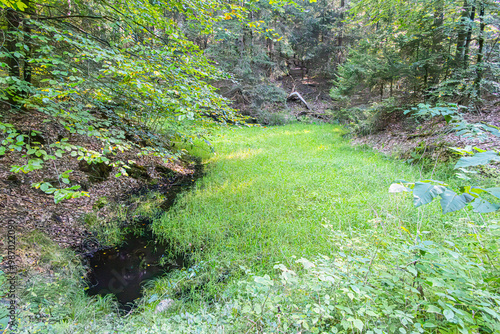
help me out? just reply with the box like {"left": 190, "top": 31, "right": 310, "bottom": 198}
{"left": 156, "top": 123, "right": 463, "bottom": 268}
{"left": 12, "top": 123, "right": 500, "bottom": 333}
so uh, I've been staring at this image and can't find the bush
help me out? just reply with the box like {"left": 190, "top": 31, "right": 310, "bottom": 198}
{"left": 254, "top": 110, "right": 292, "bottom": 126}
{"left": 334, "top": 97, "right": 402, "bottom": 136}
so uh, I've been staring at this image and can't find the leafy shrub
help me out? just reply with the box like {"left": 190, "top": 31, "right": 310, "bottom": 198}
{"left": 171, "top": 226, "right": 500, "bottom": 333}
{"left": 335, "top": 98, "right": 401, "bottom": 136}
{"left": 254, "top": 110, "right": 292, "bottom": 126}
{"left": 250, "top": 84, "right": 288, "bottom": 108}
{"left": 404, "top": 104, "right": 500, "bottom": 140}
{"left": 326, "top": 107, "right": 366, "bottom": 125}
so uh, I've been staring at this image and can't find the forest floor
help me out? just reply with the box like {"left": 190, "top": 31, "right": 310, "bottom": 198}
{"left": 13, "top": 123, "right": 500, "bottom": 333}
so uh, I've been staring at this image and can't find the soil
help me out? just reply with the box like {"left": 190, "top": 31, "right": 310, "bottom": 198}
{"left": 352, "top": 110, "right": 500, "bottom": 163}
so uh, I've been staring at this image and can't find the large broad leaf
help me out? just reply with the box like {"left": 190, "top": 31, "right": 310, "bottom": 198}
{"left": 482, "top": 125, "right": 500, "bottom": 137}
{"left": 439, "top": 190, "right": 474, "bottom": 214}
{"left": 471, "top": 198, "right": 500, "bottom": 213}
{"left": 455, "top": 151, "right": 500, "bottom": 169}
{"left": 413, "top": 182, "right": 446, "bottom": 207}
{"left": 486, "top": 188, "right": 500, "bottom": 200}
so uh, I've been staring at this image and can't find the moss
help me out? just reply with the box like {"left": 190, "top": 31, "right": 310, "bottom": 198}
{"left": 93, "top": 196, "right": 108, "bottom": 210}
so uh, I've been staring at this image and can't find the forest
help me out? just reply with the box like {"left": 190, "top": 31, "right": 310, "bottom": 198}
{"left": 0, "top": 0, "right": 499, "bottom": 333}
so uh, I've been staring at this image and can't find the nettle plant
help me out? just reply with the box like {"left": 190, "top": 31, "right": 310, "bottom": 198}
{"left": 392, "top": 104, "right": 500, "bottom": 214}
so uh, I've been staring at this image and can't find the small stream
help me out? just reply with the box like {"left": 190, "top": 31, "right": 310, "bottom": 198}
{"left": 83, "top": 165, "right": 201, "bottom": 310}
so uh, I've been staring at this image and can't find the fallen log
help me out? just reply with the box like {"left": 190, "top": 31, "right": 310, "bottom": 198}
{"left": 287, "top": 91, "right": 311, "bottom": 110}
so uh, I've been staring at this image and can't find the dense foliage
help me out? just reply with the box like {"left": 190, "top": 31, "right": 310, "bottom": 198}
{"left": 332, "top": 0, "right": 500, "bottom": 103}
{"left": 1, "top": 0, "right": 243, "bottom": 201}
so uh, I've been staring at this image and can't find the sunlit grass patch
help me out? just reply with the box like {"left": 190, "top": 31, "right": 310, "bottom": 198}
{"left": 154, "top": 123, "right": 474, "bottom": 274}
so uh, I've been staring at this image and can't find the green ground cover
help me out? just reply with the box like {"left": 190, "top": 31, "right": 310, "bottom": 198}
{"left": 156, "top": 123, "right": 458, "bottom": 268}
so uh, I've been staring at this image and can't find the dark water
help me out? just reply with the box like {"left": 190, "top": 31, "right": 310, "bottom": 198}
{"left": 84, "top": 165, "right": 201, "bottom": 310}
{"left": 85, "top": 227, "right": 185, "bottom": 308}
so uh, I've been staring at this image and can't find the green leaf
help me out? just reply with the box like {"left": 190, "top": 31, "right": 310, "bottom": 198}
{"left": 15, "top": 0, "right": 28, "bottom": 11}
{"left": 423, "top": 322, "right": 437, "bottom": 328}
{"left": 443, "top": 309, "right": 454, "bottom": 321}
{"left": 389, "top": 183, "right": 411, "bottom": 193}
{"left": 412, "top": 182, "right": 446, "bottom": 207}
{"left": 296, "top": 258, "right": 315, "bottom": 269}
{"left": 482, "top": 307, "right": 500, "bottom": 320}
{"left": 427, "top": 305, "right": 441, "bottom": 314}
{"left": 352, "top": 319, "right": 364, "bottom": 331}
{"left": 455, "top": 151, "right": 500, "bottom": 169}
{"left": 148, "top": 294, "right": 159, "bottom": 304}
{"left": 254, "top": 275, "right": 274, "bottom": 286}
{"left": 439, "top": 190, "right": 474, "bottom": 214}
{"left": 486, "top": 188, "right": 500, "bottom": 200}
{"left": 54, "top": 192, "right": 65, "bottom": 204}
{"left": 471, "top": 198, "right": 500, "bottom": 213}
{"left": 407, "top": 266, "right": 417, "bottom": 276}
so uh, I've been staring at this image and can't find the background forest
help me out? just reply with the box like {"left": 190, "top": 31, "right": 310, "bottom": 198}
{"left": 2, "top": 0, "right": 500, "bottom": 137}
{"left": 1, "top": 0, "right": 500, "bottom": 333}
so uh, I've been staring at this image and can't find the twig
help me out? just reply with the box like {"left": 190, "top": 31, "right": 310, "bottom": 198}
{"left": 36, "top": 15, "right": 109, "bottom": 20}
{"left": 364, "top": 244, "right": 379, "bottom": 284}
{"left": 430, "top": 150, "right": 441, "bottom": 179}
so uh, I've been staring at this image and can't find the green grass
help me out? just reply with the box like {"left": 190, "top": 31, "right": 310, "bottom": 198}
{"left": 154, "top": 123, "right": 464, "bottom": 270}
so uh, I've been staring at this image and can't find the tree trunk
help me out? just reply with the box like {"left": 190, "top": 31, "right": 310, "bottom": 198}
{"left": 336, "top": 0, "right": 346, "bottom": 68}
{"left": 455, "top": 0, "right": 469, "bottom": 69}
{"left": 463, "top": 2, "right": 476, "bottom": 67}
{"left": 23, "top": 1, "right": 35, "bottom": 88}
{"left": 337, "top": 0, "right": 345, "bottom": 48}
{"left": 6, "top": 8, "right": 22, "bottom": 107}
{"left": 474, "top": 2, "right": 485, "bottom": 94}
{"left": 431, "top": 0, "right": 444, "bottom": 84}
